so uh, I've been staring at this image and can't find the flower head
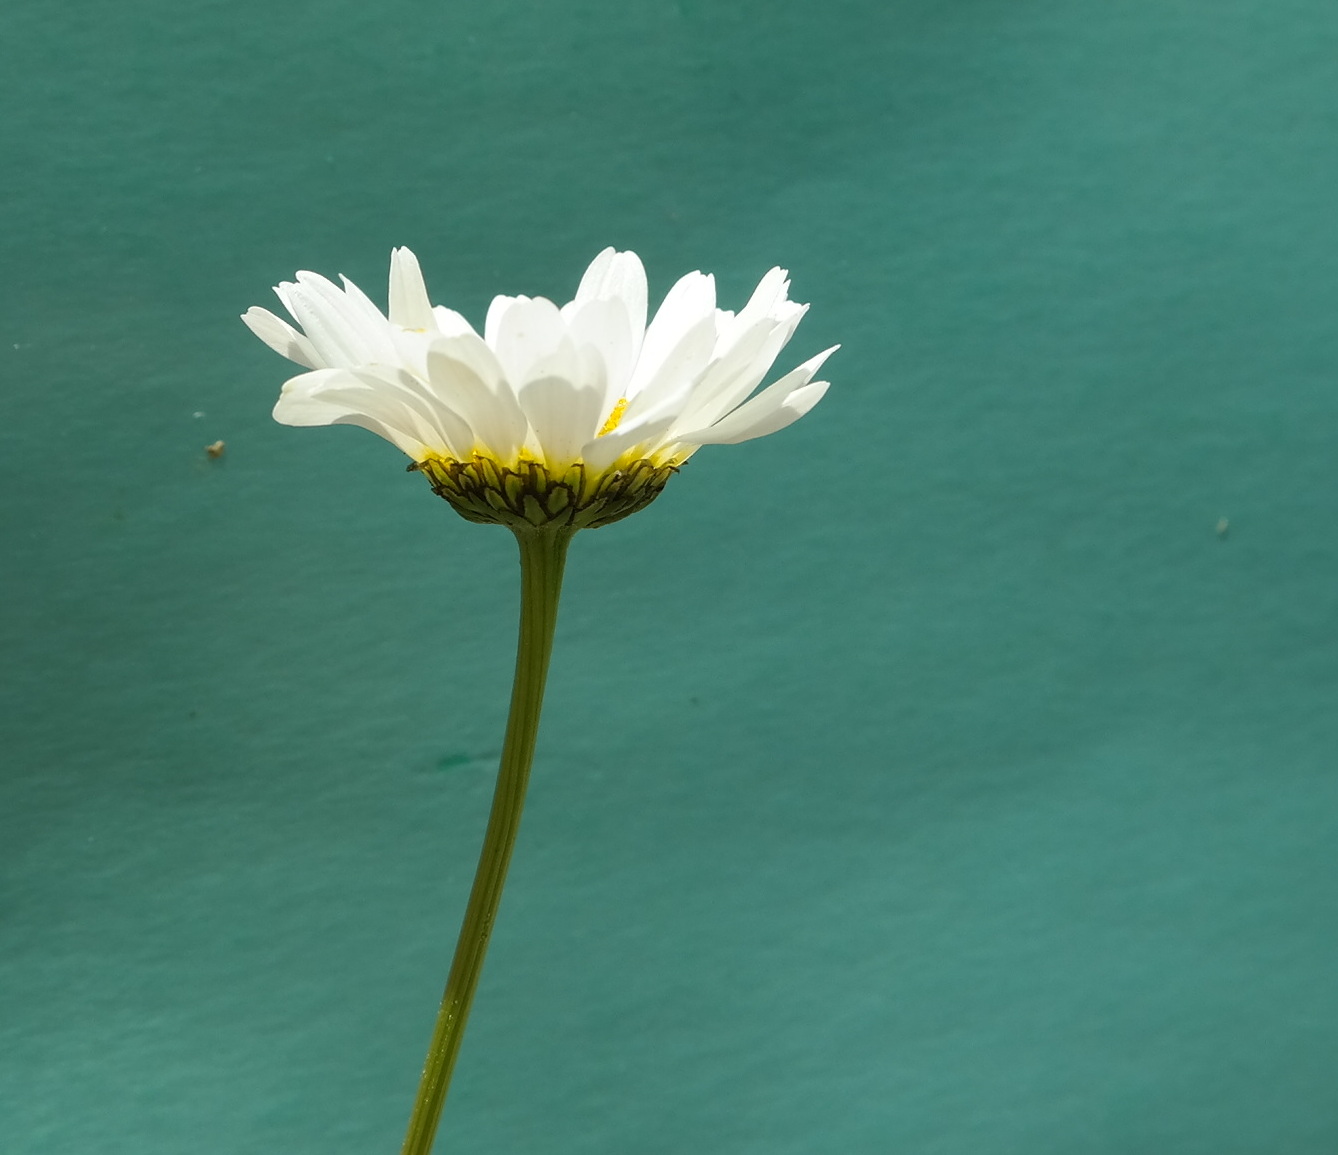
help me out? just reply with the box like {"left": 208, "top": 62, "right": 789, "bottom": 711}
{"left": 244, "top": 247, "right": 834, "bottom": 530}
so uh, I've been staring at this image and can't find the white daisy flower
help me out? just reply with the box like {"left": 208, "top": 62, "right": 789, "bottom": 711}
{"left": 244, "top": 247, "right": 834, "bottom": 529}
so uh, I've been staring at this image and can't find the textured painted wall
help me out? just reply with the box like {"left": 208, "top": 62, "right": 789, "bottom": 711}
{"left": 3, "top": 1, "right": 1336, "bottom": 1151}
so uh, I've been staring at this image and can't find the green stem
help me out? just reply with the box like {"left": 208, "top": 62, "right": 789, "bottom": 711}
{"left": 400, "top": 526, "right": 574, "bottom": 1155}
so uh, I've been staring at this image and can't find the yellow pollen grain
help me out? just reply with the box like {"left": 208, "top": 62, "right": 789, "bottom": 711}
{"left": 597, "top": 398, "right": 629, "bottom": 437}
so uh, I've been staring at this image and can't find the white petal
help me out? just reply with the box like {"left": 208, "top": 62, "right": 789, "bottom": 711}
{"left": 739, "top": 267, "right": 792, "bottom": 323}
{"left": 573, "top": 248, "right": 648, "bottom": 356}
{"left": 348, "top": 365, "right": 476, "bottom": 459}
{"left": 565, "top": 297, "right": 636, "bottom": 406}
{"left": 275, "top": 280, "right": 356, "bottom": 367}
{"left": 432, "top": 305, "right": 476, "bottom": 338}
{"left": 774, "top": 300, "right": 808, "bottom": 343}
{"left": 672, "top": 315, "right": 808, "bottom": 434}
{"left": 273, "top": 368, "right": 367, "bottom": 426}
{"left": 521, "top": 332, "right": 585, "bottom": 393}
{"left": 242, "top": 306, "right": 322, "bottom": 369}
{"left": 518, "top": 376, "right": 606, "bottom": 469}
{"left": 579, "top": 411, "right": 677, "bottom": 474}
{"left": 488, "top": 296, "right": 569, "bottom": 388}
{"left": 426, "top": 335, "right": 529, "bottom": 463}
{"left": 281, "top": 272, "right": 396, "bottom": 366}
{"left": 573, "top": 248, "right": 616, "bottom": 300}
{"left": 273, "top": 368, "right": 433, "bottom": 458}
{"left": 338, "top": 275, "right": 393, "bottom": 331}
{"left": 576, "top": 343, "right": 609, "bottom": 419}
{"left": 628, "top": 271, "right": 716, "bottom": 397}
{"left": 322, "top": 365, "right": 474, "bottom": 459}
{"left": 619, "top": 313, "right": 718, "bottom": 427}
{"left": 677, "top": 380, "right": 829, "bottom": 446}
{"left": 388, "top": 247, "right": 435, "bottom": 331}
{"left": 672, "top": 347, "right": 837, "bottom": 446}
{"left": 428, "top": 330, "right": 507, "bottom": 391}
{"left": 715, "top": 268, "right": 807, "bottom": 357}
{"left": 388, "top": 328, "right": 434, "bottom": 378}
{"left": 484, "top": 294, "right": 519, "bottom": 349}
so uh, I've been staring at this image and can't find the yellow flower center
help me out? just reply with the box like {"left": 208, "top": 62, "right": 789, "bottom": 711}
{"left": 597, "top": 398, "right": 629, "bottom": 437}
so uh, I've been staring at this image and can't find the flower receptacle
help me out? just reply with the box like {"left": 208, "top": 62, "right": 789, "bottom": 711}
{"left": 413, "top": 454, "right": 678, "bottom": 531}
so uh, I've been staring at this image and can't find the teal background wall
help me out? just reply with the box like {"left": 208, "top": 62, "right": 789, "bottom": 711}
{"left": 3, "top": 1, "right": 1337, "bottom": 1151}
